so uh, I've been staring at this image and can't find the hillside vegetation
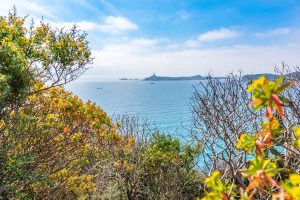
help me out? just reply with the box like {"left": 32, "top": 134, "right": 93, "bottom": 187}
{"left": 0, "top": 10, "right": 203, "bottom": 199}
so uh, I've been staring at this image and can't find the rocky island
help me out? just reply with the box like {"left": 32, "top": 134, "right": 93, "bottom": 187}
{"left": 143, "top": 73, "right": 298, "bottom": 81}
{"left": 143, "top": 73, "right": 225, "bottom": 81}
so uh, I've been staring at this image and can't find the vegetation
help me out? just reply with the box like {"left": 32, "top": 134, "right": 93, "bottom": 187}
{"left": 192, "top": 68, "right": 300, "bottom": 199}
{"left": 0, "top": 10, "right": 203, "bottom": 199}
{"left": 98, "top": 118, "right": 204, "bottom": 199}
{"left": 1, "top": 9, "right": 299, "bottom": 200}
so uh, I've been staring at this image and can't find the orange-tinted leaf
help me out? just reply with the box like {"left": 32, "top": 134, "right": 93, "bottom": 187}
{"left": 250, "top": 99, "right": 263, "bottom": 107}
{"left": 246, "top": 178, "right": 259, "bottom": 192}
{"left": 222, "top": 192, "right": 229, "bottom": 200}
{"left": 274, "top": 103, "right": 284, "bottom": 116}
{"left": 63, "top": 127, "right": 71, "bottom": 133}
{"left": 255, "top": 131, "right": 271, "bottom": 155}
{"left": 266, "top": 105, "right": 273, "bottom": 119}
{"left": 272, "top": 192, "right": 292, "bottom": 200}
{"left": 269, "top": 118, "right": 279, "bottom": 131}
{"left": 276, "top": 81, "right": 295, "bottom": 93}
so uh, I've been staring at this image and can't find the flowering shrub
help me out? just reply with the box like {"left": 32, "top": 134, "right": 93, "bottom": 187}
{"left": 202, "top": 76, "right": 300, "bottom": 199}
{"left": 0, "top": 8, "right": 91, "bottom": 116}
{"left": 1, "top": 83, "right": 123, "bottom": 198}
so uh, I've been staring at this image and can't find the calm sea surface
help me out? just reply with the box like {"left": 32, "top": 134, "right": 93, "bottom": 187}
{"left": 66, "top": 80, "right": 200, "bottom": 137}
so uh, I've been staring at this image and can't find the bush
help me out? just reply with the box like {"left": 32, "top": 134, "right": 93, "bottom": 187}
{"left": 96, "top": 116, "right": 204, "bottom": 200}
{"left": 1, "top": 84, "right": 122, "bottom": 199}
{"left": 199, "top": 74, "right": 300, "bottom": 199}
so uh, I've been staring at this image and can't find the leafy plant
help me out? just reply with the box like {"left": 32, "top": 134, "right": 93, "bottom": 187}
{"left": 202, "top": 171, "right": 235, "bottom": 200}
{"left": 202, "top": 76, "right": 299, "bottom": 200}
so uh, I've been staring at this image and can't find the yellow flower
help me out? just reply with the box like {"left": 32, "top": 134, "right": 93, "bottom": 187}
{"left": 247, "top": 76, "right": 266, "bottom": 92}
{"left": 294, "top": 127, "right": 300, "bottom": 148}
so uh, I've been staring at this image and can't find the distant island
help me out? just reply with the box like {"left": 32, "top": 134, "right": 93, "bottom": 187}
{"left": 119, "top": 78, "right": 139, "bottom": 80}
{"left": 120, "top": 72, "right": 298, "bottom": 82}
{"left": 242, "top": 72, "right": 299, "bottom": 81}
{"left": 242, "top": 73, "right": 278, "bottom": 81}
{"left": 143, "top": 73, "right": 298, "bottom": 81}
{"left": 143, "top": 73, "right": 225, "bottom": 81}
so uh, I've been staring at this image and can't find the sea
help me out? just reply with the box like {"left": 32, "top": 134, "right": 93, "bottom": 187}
{"left": 66, "top": 79, "right": 201, "bottom": 139}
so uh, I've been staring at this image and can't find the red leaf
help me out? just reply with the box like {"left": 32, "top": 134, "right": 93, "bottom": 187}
{"left": 271, "top": 94, "right": 283, "bottom": 105}
{"left": 222, "top": 193, "right": 229, "bottom": 200}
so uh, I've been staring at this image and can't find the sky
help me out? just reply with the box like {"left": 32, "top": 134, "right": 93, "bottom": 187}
{"left": 1, "top": 0, "right": 300, "bottom": 79}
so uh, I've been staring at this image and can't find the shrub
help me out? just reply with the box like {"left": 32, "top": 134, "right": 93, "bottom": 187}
{"left": 200, "top": 75, "right": 300, "bottom": 199}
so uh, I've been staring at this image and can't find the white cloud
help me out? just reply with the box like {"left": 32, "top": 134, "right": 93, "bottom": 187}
{"left": 50, "top": 21, "right": 96, "bottom": 30}
{"left": 0, "top": 1, "right": 137, "bottom": 35}
{"left": 93, "top": 38, "right": 159, "bottom": 57}
{"left": 164, "top": 43, "right": 180, "bottom": 50}
{"left": 50, "top": 16, "right": 138, "bottom": 34}
{"left": 198, "top": 28, "right": 240, "bottom": 42}
{"left": 255, "top": 28, "right": 291, "bottom": 37}
{"left": 183, "top": 28, "right": 239, "bottom": 48}
{"left": 131, "top": 38, "right": 157, "bottom": 46}
{"left": 98, "top": 16, "right": 138, "bottom": 34}
{"left": 80, "top": 39, "right": 300, "bottom": 79}
{"left": 0, "top": 0, "right": 59, "bottom": 20}
{"left": 184, "top": 39, "right": 201, "bottom": 48}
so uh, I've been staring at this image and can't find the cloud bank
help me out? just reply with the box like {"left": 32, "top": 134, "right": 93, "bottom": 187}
{"left": 50, "top": 16, "right": 138, "bottom": 34}
{"left": 198, "top": 28, "right": 240, "bottom": 42}
{"left": 82, "top": 39, "right": 300, "bottom": 79}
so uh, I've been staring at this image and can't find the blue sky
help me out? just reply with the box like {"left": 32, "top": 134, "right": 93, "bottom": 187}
{"left": 1, "top": 0, "right": 300, "bottom": 79}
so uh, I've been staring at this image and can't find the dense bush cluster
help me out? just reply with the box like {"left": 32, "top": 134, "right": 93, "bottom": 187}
{"left": 102, "top": 116, "right": 204, "bottom": 199}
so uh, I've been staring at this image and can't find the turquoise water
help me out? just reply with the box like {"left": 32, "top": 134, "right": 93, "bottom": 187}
{"left": 66, "top": 80, "right": 199, "bottom": 137}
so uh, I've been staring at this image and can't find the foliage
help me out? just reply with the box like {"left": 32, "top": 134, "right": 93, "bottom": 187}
{"left": 1, "top": 84, "right": 122, "bottom": 199}
{"left": 295, "top": 127, "right": 300, "bottom": 148}
{"left": 0, "top": 8, "right": 95, "bottom": 199}
{"left": 0, "top": 9, "right": 206, "bottom": 199}
{"left": 110, "top": 129, "right": 204, "bottom": 200}
{"left": 243, "top": 157, "right": 279, "bottom": 194}
{"left": 236, "top": 133, "right": 256, "bottom": 153}
{"left": 201, "top": 76, "right": 300, "bottom": 200}
{"left": 0, "top": 7, "right": 92, "bottom": 116}
{"left": 202, "top": 171, "right": 235, "bottom": 200}
{"left": 2, "top": 8, "right": 299, "bottom": 200}
{"left": 247, "top": 76, "right": 293, "bottom": 117}
{"left": 273, "top": 174, "right": 300, "bottom": 200}
{"left": 190, "top": 74, "right": 258, "bottom": 188}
